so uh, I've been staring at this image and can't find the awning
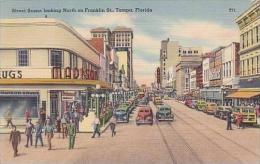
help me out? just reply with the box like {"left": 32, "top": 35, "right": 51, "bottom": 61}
{"left": 0, "top": 78, "right": 113, "bottom": 89}
{"left": 226, "top": 91, "right": 260, "bottom": 98}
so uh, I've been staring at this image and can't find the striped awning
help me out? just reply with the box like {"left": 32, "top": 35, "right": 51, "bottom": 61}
{"left": 226, "top": 91, "right": 260, "bottom": 98}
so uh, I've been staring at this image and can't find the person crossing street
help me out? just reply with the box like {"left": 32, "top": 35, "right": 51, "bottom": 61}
{"left": 109, "top": 116, "right": 117, "bottom": 137}
{"left": 9, "top": 125, "right": 21, "bottom": 157}
{"left": 91, "top": 116, "right": 101, "bottom": 138}
{"left": 67, "top": 119, "right": 76, "bottom": 149}
{"left": 35, "top": 120, "right": 43, "bottom": 148}
{"left": 45, "top": 119, "right": 54, "bottom": 150}
{"left": 25, "top": 119, "right": 34, "bottom": 148}
{"left": 226, "top": 111, "right": 233, "bottom": 130}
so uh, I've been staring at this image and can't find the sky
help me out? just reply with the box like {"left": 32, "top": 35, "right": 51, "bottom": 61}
{"left": 0, "top": 0, "right": 253, "bottom": 86}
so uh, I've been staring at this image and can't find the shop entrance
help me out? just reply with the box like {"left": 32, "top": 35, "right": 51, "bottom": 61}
{"left": 50, "top": 91, "right": 59, "bottom": 120}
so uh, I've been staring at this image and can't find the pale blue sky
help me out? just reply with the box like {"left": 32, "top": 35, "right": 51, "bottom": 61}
{"left": 0, "top": 0, "right": 252, "bottom": 85}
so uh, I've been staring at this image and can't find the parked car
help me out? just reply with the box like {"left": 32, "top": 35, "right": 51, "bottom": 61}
{"left": 232, "top": 106, "right": 256, "bottom": 124}
{"left": 196, "top": 100, "right": 207, "bottom": 111}
{"left": 185, "top": 99, "right": 192, "bottom": 107}
{"left": 214, "top": 106, "right": 232, "bottom": 119}
{"left": 156, "top": 105, "right": 174, "bottom": 121}
{"left": 136, "top": 106, "right": 153, "bottom": 125}
{"left": 163, "top": 95, "right": 169, "bottom": 100}
{"left": 114, "top": 107, "right": 129, "bottom": 123}
{"left": 204, "top": 102, "right": 218, "bottom": 114}
{"left": 191, "top": 100, "right": 198, "bottom": 109}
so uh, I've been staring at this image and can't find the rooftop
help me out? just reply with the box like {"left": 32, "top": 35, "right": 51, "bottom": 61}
{"left": 86, "top": 38, "right": 104, "bottom": 54}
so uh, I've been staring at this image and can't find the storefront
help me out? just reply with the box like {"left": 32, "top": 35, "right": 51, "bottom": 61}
{"left": 226, "top": 89, "right": 260, "bottom": 106}
{"left": 0, "top": 18, "right": 112, "bottom": 125}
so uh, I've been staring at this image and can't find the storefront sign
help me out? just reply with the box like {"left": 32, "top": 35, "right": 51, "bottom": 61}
{"left": 209, "top": 68, "right": 221, "bottom": 80}
{"left": 52, "top": 67, "right": 98, "bottom": 80}
{"left": 0, "top": 70, "right": 22, "bottom": 79}
{"left": 62, "top": 96, "right": 75, "bottom": 101}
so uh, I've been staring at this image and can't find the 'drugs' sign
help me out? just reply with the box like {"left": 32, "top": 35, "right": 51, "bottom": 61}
{"left": 52, "top": 67, "right": 98, "bottom": 80}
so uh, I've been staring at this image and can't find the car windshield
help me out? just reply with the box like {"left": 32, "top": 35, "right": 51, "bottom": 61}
{"left": 116, "top": 109, "right": 126, "bottom": 113}
{"left": 210, "top": 104, "right": 216, "bottom": 106}
{"left": 242, "top": 108, "right": 255, "bottom": 113}
{"left": 144, "top": 110, "right": 150, "bottom": 113}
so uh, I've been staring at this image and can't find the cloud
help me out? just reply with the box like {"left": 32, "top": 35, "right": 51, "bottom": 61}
{"left": 165, "top": 20, "right": 239, "bottom": 51}
{"left": 134, "top": 32, "right": 160, "bottom": 55}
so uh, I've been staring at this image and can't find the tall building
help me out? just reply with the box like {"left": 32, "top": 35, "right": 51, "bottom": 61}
{"left": 159, "top": 38, "right": 202, "bottom": 89}
{"left": 176, "top": 55, "right": 202, "bottom": 96}
{"left": 227, "top": 0, "right": 260, "bottom": 105}
{"left": 160, "top": 39, "right": 179, "bottom": 88}
{"left": 90, "top": 26, "right": 134, "bottom": 89}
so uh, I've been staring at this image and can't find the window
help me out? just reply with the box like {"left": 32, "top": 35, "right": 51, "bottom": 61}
{"left": 223, "top": 63, "right": 225, "bottom": 77}
{"left": 257, "top": 26, "right": 259, "bottom": 43}
{"left": 188, "top": 51, "right": 192, "bottom": 54}
{"left": 194, "top": 50, "right": 198, "bottom": 54}
{"left": 229, "top": 61, "right": 231, "bottom": 77}
{"left": 257, "top": 56, "right": 260, "bottom": 73}
{"left": 17, "top": 49, "right": 29, "bottom": 66}
{"left": 183, "top": 51, "right": 186, "bottom": 54}
{"left": 50, "top": 50, "right": 63, "bottom": 67}
{"left": 70, "top": 53, "right": 78, "bottom": 68}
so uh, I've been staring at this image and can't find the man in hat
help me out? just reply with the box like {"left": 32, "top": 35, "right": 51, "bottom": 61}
{"left": 45, "top": 119, "right": 54, "bottom": 150}
{"left": 9, "top": 125, "right": 21, "bottom": 157}
{"left": 25, "top": 119, "right": 34, "bottom": 147}
{"left": 67, "top": 119, "right": 76, "bottom": 149}
{"left": 35, "top": 120, "right": 43, "bottom": 147}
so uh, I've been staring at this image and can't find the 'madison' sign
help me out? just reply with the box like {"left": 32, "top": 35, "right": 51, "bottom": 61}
{"left": 52, "top": 67, "right": 98, "bottom": 80}
{"left": 0, "top": 70, "right": 22, "bottom": 79}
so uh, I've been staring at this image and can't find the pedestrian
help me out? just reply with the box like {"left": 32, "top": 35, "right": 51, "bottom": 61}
{"left": 56, "top": 116, "right": 61, "bottom": 138}
{"left": 74, "top": 111, "right": 79, "bottom": 132}
{"left": 109, "top": 116, "right": 117, "bottom": 137}
{"left": 236, "top": 112, "right": 244, "bottom": 129}
{"left": 34, "top": 120, "right": 43, "bottom": 148}
{"left": 40, "top": 109, "right": 46, "bottom": 125}
{"left": 9, "top": 125, "right": 21, "bottom": 157}
{"left": 226, "top": 111, "right": 233, "bottom": 130}
{"left": 61, "top": 116, "right": 68, "bottom": 139}
{"left": 91, "top": 116, "right": 100, "bottom": 138}
{"left": 25, "top": 119, "right": 34, "bottom": 148}
{"left": 24, "top": 109, "right": 30, "bottom": 123}
{"left": 67, "top": 119, "right": 76, "bottom": 149}
{"left": 45, "top": 119, "right": 54, "bottom": 150}
{"left": 4, "top": 108, "right": 13, "bottom": 128}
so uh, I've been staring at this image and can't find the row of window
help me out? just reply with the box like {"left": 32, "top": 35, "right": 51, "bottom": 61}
{"left": 223, "top": 61, "right": 232, "bottom": 78}
{"left": 93, "top": 33, "right": 107, "bottom": 39}
{"left": 15, "top": 49, "right": 98, "bottom": 71}
{"left": 203, "top": 69, "right": 210, "bottom": 82}
{"left": 240, "top": 25, "right": 260, "bottom": 49}
{"left": 180, "top": 50, "right": 199, "bottom": 54}
{"left": 115, "top": 43, "right": 130, "bottom": 47}
{"left": 240, "top": 55, "right": 260, "bottom": 76}
{"left": 115, "top": 33, "right": 131, "bottom": 37}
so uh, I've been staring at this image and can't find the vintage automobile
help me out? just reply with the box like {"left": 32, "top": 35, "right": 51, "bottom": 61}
{"left": 136, "top": 106, "right": 153, "bottom": 125}
{"left": 232, "top": 106, "right": 257, "bottom": 124}
{"left": 138, "top": 99, "right": 149, "bottom": 107}
{"left": 138, "top": 92, "right": 145, "bottom": 99}
{"left": 156, "top": 105, "right": 174, "bottom": 121}
{"left": 118, "top": 103, "right": 131, "bottom": 113}
{"left": 196, "top": 100, "right": 207, "bottom": 111}
{"left": 191, "top": 100, "right": 198, "bottom": 109}
{"left": 204, "top": 102, "right": 218, "bottom": 114}
{"left": 114, "top": 107, "right": 129, "bottom": 123}
{"left": 214, "top": 106, "right": 232, "bottom": 119}
{"left": 163, "top": 95, "right": 169, "bottom": 100}
{"left": 154, "top": 97, "right": 163, "bottom": 106}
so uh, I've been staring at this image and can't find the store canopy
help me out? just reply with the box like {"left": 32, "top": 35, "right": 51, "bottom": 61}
{"left": 226, "top": 91, "right": 260, "bottom": 98}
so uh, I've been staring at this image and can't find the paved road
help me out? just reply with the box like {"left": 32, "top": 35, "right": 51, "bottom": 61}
{"left": 0, "top": 100, "right": 259, "bottom": 164}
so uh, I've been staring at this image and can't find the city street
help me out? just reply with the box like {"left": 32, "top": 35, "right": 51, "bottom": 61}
{"left": 0, "top": 100, "right": 260, "bottom": 164}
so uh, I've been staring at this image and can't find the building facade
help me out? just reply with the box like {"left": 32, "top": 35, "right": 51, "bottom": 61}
{"left": 222, "top": 42, "right": 240, "bottom": 88}
{"left": 226, "top": 0, "right": 260, "bottom": 106}
{"left": 0, "top": 18, "right": 111, "bottom": 124}
{"left": 176, "top": 55, "right": 202, "bottom": 97}
{"left": 91, "top": 27, "right": 134, "bottom": 89}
